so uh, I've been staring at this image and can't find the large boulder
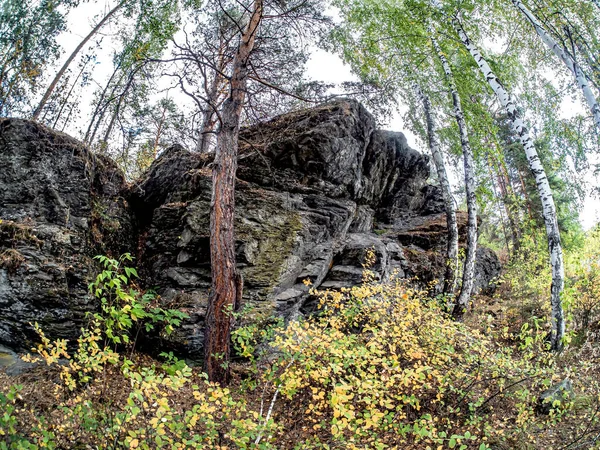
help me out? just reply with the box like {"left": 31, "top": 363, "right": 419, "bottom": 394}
{"left": 472, "top": 247, "right": 502, "bottom": 296}
{"left": 130, "top": 100, "right": 452, "bottom": 357}
{"left": 0, "top": 118, "right": 132, "bottom": 351}
{"left": 0, "top": 100, "right": 501, "bottom": 359}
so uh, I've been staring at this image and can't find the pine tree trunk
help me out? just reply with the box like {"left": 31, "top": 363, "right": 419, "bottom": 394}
{"left": 415, "top": 85, "right": 459, "bottom": 294}
{"left": 32, "top": 0, "right": 124, "bottom": 121}
{"left": 453, "top": 15, "right": 565, "bottom": 350}
{"left": 431, "top": 35, "right": 478, "bottom": 317}
{"left": 511, "top": 0, "right": 600, "bottom": 129}
{"left": 196, "top": 41, "right": 228, "bottom": 153}
{"left": 203, "top": 0, "right": 263, "bottom": 385}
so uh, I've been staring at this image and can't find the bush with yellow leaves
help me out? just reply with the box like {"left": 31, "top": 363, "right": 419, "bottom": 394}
{"left": 1, "top": 252, "right": 600, "bottom": 449}
{"left": 265, "top": 269, "right": 597, "bottom": 449}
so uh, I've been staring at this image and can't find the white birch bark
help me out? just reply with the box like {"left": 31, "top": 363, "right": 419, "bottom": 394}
{"left": 430, "top": 34, "right": 478, "bottom": 315}
{"left": 511, "top": 0, "right": 600, "bottom": 129}
{"left": 453, "top": 15, "right": 565, "bottom": 349}
{"left": 415, "top": 84, "right": 459, "bottom": 294}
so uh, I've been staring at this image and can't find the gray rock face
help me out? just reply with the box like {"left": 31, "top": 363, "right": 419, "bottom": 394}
{"left": 472, "top": 247, "right": 502, "bottom": 296}
{"left": 0, "top": 118, "right": 132, "bottom": 351}
{"left": 0, "top": 100, "right": 501, "bottom": 360}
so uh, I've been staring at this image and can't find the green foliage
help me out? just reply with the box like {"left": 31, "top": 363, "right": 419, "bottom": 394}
{"left": 89, "top": 253, "right": 188, "bottom": 345}
{"left": 0, "top": 0, "right": 71, "bottom": 115}
{"left": 2, "top": 253, "right": 600, "bottom": 448}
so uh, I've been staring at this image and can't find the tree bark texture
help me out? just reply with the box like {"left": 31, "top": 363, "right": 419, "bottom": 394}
{"left": 453, "top": 15, "right": 565, "bottom": 349}
{"left": 203, "top": 0, "right": 263, "bottom": 385}
{"left": 430, "top": 34, "right": 478, "bottom": 317}
{"left": 196, "top": 46, "right": 228, "bottom": 153}
{"left": 415, "top": 85, "right": 459, "bottom": 294}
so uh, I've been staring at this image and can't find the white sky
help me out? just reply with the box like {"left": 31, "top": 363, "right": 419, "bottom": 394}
{"left": 53, "top": 2, "right": 600, "bottom": 230}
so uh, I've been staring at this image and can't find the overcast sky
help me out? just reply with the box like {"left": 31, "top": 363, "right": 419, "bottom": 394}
{"left": 56, "top": 1, "right": 600, "bottom": 229}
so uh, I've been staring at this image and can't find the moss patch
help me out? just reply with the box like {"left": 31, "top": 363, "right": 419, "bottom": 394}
{"left": 240, "top": 211, "right": 303, "bottom": 296}
{"left": 232, "top": 188, "right": 304, "bottom": 300}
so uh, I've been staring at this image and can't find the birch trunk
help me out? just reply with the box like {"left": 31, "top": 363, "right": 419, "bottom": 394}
{"left": 203, "top": 0, "right": 263, "bottom": 385}
{"left": 32, "top": 0, "right": 125, "bottom": 121}
{"left": 511, "top": 0, "right": 600, "bottom": 129}
{"left": 453, "top": 15, "right": 565, "bottom": 349}
{"left": 431, "top": 35, "right": 478, "bottom": 317}
{"left": 415, "top": 85, "right": 459, "bottom": 294}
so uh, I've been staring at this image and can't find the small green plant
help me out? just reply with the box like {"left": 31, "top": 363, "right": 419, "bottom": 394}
{"left": 90, "top": 254, "right": 189, "bottom": 347}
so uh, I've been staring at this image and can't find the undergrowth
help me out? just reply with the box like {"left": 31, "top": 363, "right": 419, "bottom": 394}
{"left": 1, "top": 248, "right": 599, "bottom": 449}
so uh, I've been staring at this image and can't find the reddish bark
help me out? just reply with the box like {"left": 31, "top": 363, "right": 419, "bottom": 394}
{"left": 203, "top": 0, "right": 263, "bottom": 385}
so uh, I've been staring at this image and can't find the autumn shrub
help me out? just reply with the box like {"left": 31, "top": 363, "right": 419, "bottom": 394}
{"left": 500, "top": 227, "right": 600, "bottom": 346}
{"left": 265, "top": 270, "right": 597, "bottom": 449}
{"left": 563, "top": 228, "right": 600, "bottom": 344}
{"left": 1, "top": 254, "right": 599, "bottom": 449}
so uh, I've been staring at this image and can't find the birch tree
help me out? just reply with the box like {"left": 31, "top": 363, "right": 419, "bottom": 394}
{"left": 510, "top": 0, "right": 600, "bottom": 130}
{"left": 451, "top": 13, "right": 565, "bottom": 350}
{"left": 430, "top": 34, "right": 478, "bottom": 316}
{"left": 415, "top": 85, "right": 459, "bottom": 294}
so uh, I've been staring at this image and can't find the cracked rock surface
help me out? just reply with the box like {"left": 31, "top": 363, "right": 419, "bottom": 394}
{"left": 0, "top": 100, "right": 500, "bottom": 359}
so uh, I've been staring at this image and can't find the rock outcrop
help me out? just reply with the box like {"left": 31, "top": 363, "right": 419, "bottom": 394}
{"left": 0, "top": 100, "right": 500, "bottom": 359}
{"left": 0, "top": 118, "right": 132, "bottom": 351}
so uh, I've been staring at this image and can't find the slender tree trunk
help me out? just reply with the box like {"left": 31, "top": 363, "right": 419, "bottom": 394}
{"left": 196, "top": 44, "right": 228, "bottom": 153}
{"left": 52, "top": 57, "right": 90, "bottom": 128}
{"left": 517, "top": 167, "right": 534, "bottom": 221}
{"left": 98, "top": 64, "right": 141, "bottom": 148}
{"left": 102, "top": 97, "right": 122, "bottom": 148}
{"left": 415, "top": 85, "right": 459, "bottom": 294}
{"left": 487, "top": 155, "right": 512, "bottom": 257}
{"left": 492, "top": 151, "right": 520, "bottom": 250}
{"left": 32, "top": 0, "right": 124, "bottom": 121}
{"left": 84, "top": 61, "right": 124, "bottom": 144}
{"left": 204, "top": 0, "right": 263, "bottom": 385}
{"left": 511, "top": 0, "right": 600, "bottom": 129}
{"left": 431, "top": 34, "right": 478, "bottom": 318}
{"left": 196, "top": 72, "right": 225, "bottom": 153}
{"left": 453, "top": 15, "right": 565, "bottom": 350}
{"left": 152, "top": 102, "right": 167, "bottom": 158}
